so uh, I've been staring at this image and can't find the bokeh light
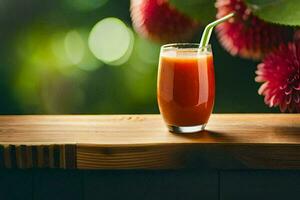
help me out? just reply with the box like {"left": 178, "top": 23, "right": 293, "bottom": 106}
{"left": 64, "top": 30, "right": 85, "bottom": 65}
{"left": 52, "top": 30, "right": 102, "bottom": 72}
{"left": 88, "top": 17, "right": 134, "bottom": 65}
{"left": 74, "top": 30, "right": 102, "bottom": 71}
{"left": 51, "top": 32, "right": 73, "bottom": 67}
{"left": 77, "top": 52, "right": 101, "bottom": 71}
{"left": 13, "top": 26, "right": 89, "bottom": 113}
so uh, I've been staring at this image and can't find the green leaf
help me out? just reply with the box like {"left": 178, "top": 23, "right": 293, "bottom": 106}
{"left": 168, "top": 0, "right": 216, "bottom": 24}
{"left": 245, "top": 0, "right": 300, "bottom": 26}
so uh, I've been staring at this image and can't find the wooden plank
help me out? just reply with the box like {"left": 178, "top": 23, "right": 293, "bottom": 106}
{"left": 0, "top": 114, "right": 299, "bottom": 144}
{"left": 84, "top": 170, "right": 218, "bottom": 200}
{"left": 77, "top": 144, "right": 300, "bottom": 169}
{"left": 0, "top": 144, "right": 76, "bottom": 169}
{"left": 0, "top": 146, "right": 4, "bottom": 168}
{"left": 220, "top": 171, "right": 300, "bottom": 200}
{"left": 0, "top": 114, "right": 299, "bottom": 169}
{"left": 33, "top": 169, "right": 82, "bottom": 200}
{"left": 0, "top": 170, "right": 33, "bottom": 200}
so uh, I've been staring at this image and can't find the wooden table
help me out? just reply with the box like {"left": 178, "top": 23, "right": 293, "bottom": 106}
{"left": 1, "top": 114, "right": 300, "bottom": 170}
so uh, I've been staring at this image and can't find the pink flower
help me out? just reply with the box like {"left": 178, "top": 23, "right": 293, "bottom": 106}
{"left": 256, "top": 41, "right": 300, "bottom": 112}
{"left": 215, "top": 0, "right": 291, "bottom": 60}
{"left": 130, "top": 0, "right": 200, "bottom": 43}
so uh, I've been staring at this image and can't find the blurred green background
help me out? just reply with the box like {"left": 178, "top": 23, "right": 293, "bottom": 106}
{"left": 0, "top": 0, "right": 276, "bottom": 114}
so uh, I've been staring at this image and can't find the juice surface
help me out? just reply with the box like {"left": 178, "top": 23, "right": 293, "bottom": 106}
{"left": 158, "top": 49, "right": 215, "bottom": 126}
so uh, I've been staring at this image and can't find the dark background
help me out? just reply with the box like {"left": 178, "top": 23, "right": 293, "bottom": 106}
{"left": 0, "top": 2, "right": 298, "bottom": 200}
{"left": 0, "top": 0, "right": 276, "bottom": 114}
{"left": 1, "top": 169, "right": 300, "bottom": 200}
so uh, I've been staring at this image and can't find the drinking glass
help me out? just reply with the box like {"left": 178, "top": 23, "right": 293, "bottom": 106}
{"left": 157, "top": 43, "right": 215, "bottom": 133}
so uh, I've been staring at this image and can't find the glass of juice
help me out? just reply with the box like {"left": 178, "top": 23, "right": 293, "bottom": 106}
{"left": 157, "top": 43, "right": 215, "bottom": 133}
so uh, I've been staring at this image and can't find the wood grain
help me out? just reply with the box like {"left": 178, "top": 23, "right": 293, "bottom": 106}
{"left": 0, "top": 114, "right": 299, "bottom": 169}
{"left": 0, "top": 144, "right": 75, "bottom": 169}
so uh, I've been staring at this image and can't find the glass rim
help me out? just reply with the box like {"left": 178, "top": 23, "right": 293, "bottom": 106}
{"left": 161, "top": 43, "right": 211, "bottom": 50}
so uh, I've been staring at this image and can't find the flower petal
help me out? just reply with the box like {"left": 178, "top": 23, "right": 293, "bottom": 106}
{"left": 294, "top": 93, "right": 300, "bottom": 103}
{"left": 258, "top": 82, "right": 268, "bottom": 95}
{"left": 255, "top": 40, "right": 300, "bottom": 113}
{"left": 293, "top": 82, "right": 300, "bottom": 90}
{"left": 280, "top": 103, "right": 288, "bottom": 112}
{"left": 285, "top": 94, "right": 292, "bottom": 105}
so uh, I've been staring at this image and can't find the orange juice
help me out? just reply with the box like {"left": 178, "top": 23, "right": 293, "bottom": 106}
{"left": 158, "top": 47, "right": 215, "bottom": 130}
